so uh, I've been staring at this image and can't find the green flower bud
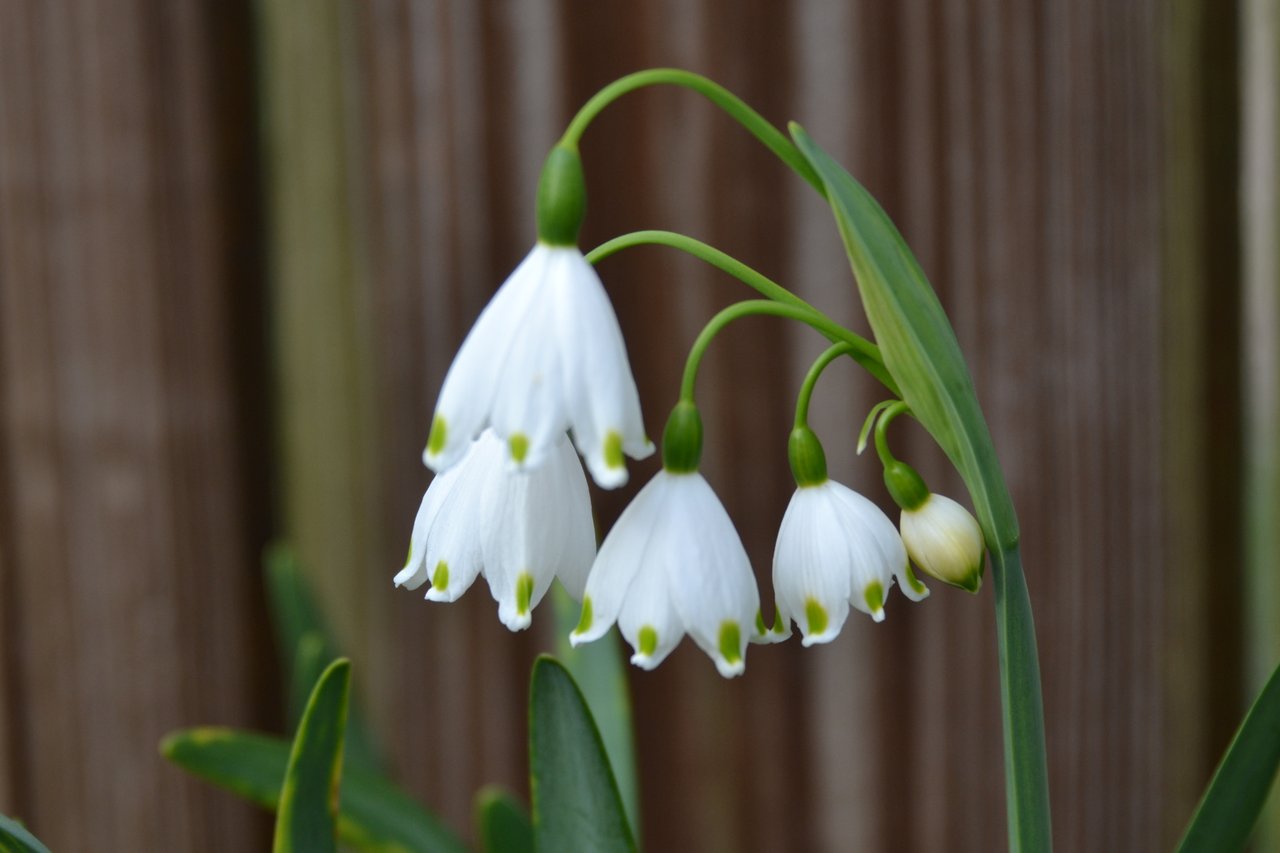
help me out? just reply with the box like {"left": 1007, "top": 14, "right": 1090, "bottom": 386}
{"left": 899, "top": 493, "right": 985, "bottom": 593}
{"left": 883, "top": 459, "right": 929, "bottom": 510}
{"left": 787, "top": 425, "right": 827, "bottom": 487}
{"left": 535, "top": 144, "right": 587, "bottom": 246}
{"left": 661, "top": 401, "right": 703, "bottom": 473}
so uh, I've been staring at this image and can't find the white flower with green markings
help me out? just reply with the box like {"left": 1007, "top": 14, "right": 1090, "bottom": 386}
{"left": 396, "top": 428, "right": 596, "bottom": 630}
{"left": 569, "top": 464, "right": 760, "bottom": 678}
{"left": 422, "top": 228, "right": 652, "bottom": 487}
{"left": 898, "top": 491, "right": 986, "bottom": 592}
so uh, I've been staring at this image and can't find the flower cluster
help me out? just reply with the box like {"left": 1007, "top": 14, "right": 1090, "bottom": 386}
{"left": 395, "top": 144, "right": 986, "bottom": 677}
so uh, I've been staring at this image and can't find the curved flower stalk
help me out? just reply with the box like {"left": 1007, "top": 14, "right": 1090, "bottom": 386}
{"left": 396, "top": 429, "right": 596, "bottom": 630}
{"left": 570, "top": 403, "right": 760, "bottom": 677}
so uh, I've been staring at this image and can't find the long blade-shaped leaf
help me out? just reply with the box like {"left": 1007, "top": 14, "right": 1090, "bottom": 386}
{"left": 550, "top": 583, "right": 640, "bottom": 829}
{"left": 265, "top": 543, "right": 381, "bottom": 772}
{"left": 0, "top": 814, "right": 51, "bottom": 853}
{"left": 791, "top": 124, "right": 1052, "bottom": 853}
{"left": 274, "top": 658, "right": 351, "bottom": 852}
{"left": 1177, "top": 658, "right": 1280, "bottom": 852}
{"left": 475, "top": 786, "right": 534, "bottom": 853}
{"left": 530, "top": 656, "right": 635, "bottom": 853}
{"left": 161, "top": 727, "right": 466, "bottom": 853}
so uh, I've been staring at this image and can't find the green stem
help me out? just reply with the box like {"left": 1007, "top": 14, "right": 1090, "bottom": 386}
{"left": 586, "top": 230, "right": 899, "bottom": 396}
{"left": 560, "top": 68, "right": 823, "bottom": 194}
{"left": 992, "top": 545, "right": 1053, "bottom": 852}
{"left": 872, "top": 400, "right": 910, "bottom": 467}
{"left": 793, "top": 343, "right": 854, "bottom": 428}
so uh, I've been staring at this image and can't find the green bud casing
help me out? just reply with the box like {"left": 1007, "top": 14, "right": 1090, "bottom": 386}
{"left": 536, "top": 145, "right": 587, "bottom": 246}
{"left": 787, "top": 426, "right": 828, "bottom": 487}
{"left": 884, "top": 460, "right": 929, "bottom": 511}
{"left": 661, "top": 401, "right": 703, "bottom": 473}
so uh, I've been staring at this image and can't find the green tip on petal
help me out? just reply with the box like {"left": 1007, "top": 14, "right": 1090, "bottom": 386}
{"left": 427, "top": 415, "right": 447, "bottom": 457}
{"left": 718, "top": 621, "right": 742, "bottom": 664}
{"left": 402, "top": 543, "right": 413, "bottom": 569}
{"left": 864, "top": 581, "right": 885, "bottom": 616}
{"left": 904, "top": 562, "right": 927, "bottom": 594}
{"left": 431, "top": 560, "right": 449, "bottom": 591}
{"left": 603, "top": 430, "right": 625, "bottom": 470}
{"left": 638, "top": 626, "right": 658, "bottom": 657}
{"left": 754, "top": 609, "right": 767, "bottom": 635}
{"left": 772, "top": 609, "right": 785, "bottom": 633}
{"left": 574, "top": 596, "right": 594, "bottom": 634}
{"left": 509, "top": 432, "right": 530, "bottom": 464}
{"left": 515, "top": 572, "right": 535, "bottom": 616}
{"left": 804, "top": 598, "right": 829, "bottom": 636}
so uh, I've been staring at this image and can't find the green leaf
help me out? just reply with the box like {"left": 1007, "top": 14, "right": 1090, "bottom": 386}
{"left": 265, "top": 542, "right": 381, "bottom": 772}
{"left": 161, "top": 727, "right": 466, "bottom": 853}
{"left": 274, "top": 658, "right": 351, "bottom": 853}
{"left": 529, "top": 656, "right": 635, "bottom": 853}
{"left": 0, "top": 814, "right": 51, "bottom": 853}
{"left": 791, "top": 124, "right": 1052, "bottom": 853}
{"left": 474, "top": 786, "right": 533, "bottom": 853}
{"left": 550, "top": 583, "right": 640, "bottom": 829}
{"left": 1177, "top": 658, "right": 1280, "bottom": 852}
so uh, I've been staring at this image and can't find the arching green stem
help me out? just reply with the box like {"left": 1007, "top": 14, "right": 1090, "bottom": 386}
{"left": 559, "top": 69, "right": 823, "bottom": 194}
{"left": 873, "top": 400, "right": 911, "bottom": 467}
{"left": 794, "top": 342, "right": 856, "bottom": 429}
{"left": 680, "top": 301, "right": 885, "bottom": 402}
{"left": 587, "top": 230, "right": 899, "bottom": 396}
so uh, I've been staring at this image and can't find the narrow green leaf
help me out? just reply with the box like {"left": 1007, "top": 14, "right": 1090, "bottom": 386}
{"left": 550, "top": 583, "right": 640, "bottom": 829}
{"left": 791, "top": 124, "right": 1052, "bottom": 853}
{"left": 0, "top": 814, "right": 51, "bottom": 853}
{"left": 1177, "top": 658, "right": 1280, "bottom": 852}
{"left": 274, "top": 658, "right": 351, "bottom": 853}
{"left": 265, "top": 542, "right": 381, "bottom": 772}
{"left": 530, "top": 656, "right": 635, "bottom": 853}
{"left": 161, "top": 727, "right": 466, "bottom": 853}
{"left": 474, "top": 786, "right": 534, "bottom": 853}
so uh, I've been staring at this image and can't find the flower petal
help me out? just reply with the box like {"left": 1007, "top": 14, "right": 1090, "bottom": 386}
{"left": 425, "top": 246, "right": 550, "bottom": 472}
{"left": 661, "top": 473, "right": 757, "bottom": 677}
{"left": 394, "top": 461, "right": 466, "bottom": 590}
{"left": 557, "top": 250, "right": 653, "bottom": 488}
{"left": 772, "top": 485, "right": 855, "bottom": 645}
{"left": 617, "top": 555, "right": 683, "bottom": 670}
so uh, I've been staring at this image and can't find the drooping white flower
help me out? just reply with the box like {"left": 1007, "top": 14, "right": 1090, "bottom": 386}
{"left": 899, "top": 492, "right": 985, "bottom": 592}
{"left": 773, "top": 479, "right": 929, "bottom": 645}
{"left": 422, "top": 244, "right": 652, "bottom": 489}
{"left": 395, "top": 428, "right": 596, "bottom": 630}
{"left": 569, "top": 470, "right": 760, "bottom": 678}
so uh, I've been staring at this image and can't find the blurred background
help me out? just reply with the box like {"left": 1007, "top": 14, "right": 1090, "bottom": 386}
{"left": 1, "top": 0, "right": 1277, "bottom": 850}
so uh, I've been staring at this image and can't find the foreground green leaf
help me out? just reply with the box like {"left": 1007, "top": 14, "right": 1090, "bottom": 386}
{"left": 264, "top": 543, "right": 381, "bottom": 772}
{"left": 1177, "top": 658, "right": 1280, "bottom": 852}
{"left": 791, "top": 124, "right": 1052, "bottom": 853}
{"left": 530, "top": 656, "right": 635, "bottom": 853}
{"left": 550, "top": 583, "right": 640, "bottom": 829}
{"left": 274, "top": 658, "right": 351, "bottom": 853}
{"left": 474, "top": 786, "right": 533, "bottom": 853}
{"left": 0, "top": 814, "right": 51, "bottom": 853}
{"left": 161, "top": 727, "right": 466, "bottom": 853}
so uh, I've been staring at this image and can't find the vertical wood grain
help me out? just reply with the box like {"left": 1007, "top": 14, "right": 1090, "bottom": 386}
{"left": 0, "top": 0, "right": 270, "bottom": 849}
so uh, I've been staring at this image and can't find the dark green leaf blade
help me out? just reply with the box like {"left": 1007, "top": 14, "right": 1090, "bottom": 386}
{"left": 550, "top": 584, "right": 640, "bottom": 829}
{"left": 0, "top": 814, "right": 51, "bottom": 853}
{"left": 264, "top": 543, "right": 381, "bottom": 773}
{"left": 161, "top": 727, "right": 466, "bottom": 853}
{"left": 274, "top": 658, "right": 351, "bottom": 853}
{"left": 791, "top": 124, "right": 1052, "bottom": 853}
{"left": 1177, "top": 659, "right": 1280, "bottom": 852}
{"left": 475, "top": 786, "right": 534, "bottom": 853}
{"left": 530, "top": 656, "right": 635, "bottom": 853}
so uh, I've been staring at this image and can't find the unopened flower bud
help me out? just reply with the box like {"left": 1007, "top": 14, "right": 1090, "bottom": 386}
{"left": 899, "top": 492, "right": 985, "bottom": 593}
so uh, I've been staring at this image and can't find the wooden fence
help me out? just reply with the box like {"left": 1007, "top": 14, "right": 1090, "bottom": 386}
{"left": 1, "top": 1, "right": 1276, "bottom": 850}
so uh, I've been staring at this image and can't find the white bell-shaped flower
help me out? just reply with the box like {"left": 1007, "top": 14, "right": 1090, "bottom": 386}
{"left": 422, "top": 244, "right": 652, "bottom": 489}
{"left": 899, "top": 492, "right": 985, "bottom": 592}
{"left": 569, "top": 469, "right": 760, "bottom": 678}
{"left": 773, "top": 479, "right": 929, "bottom": 645}
{"left": 395, "top": 428, "right": 596, "bottom": 630}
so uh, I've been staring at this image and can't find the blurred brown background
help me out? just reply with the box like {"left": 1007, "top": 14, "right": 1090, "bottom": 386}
{"left": 2, "top": 0, "right": 1278, "bottom": 850}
